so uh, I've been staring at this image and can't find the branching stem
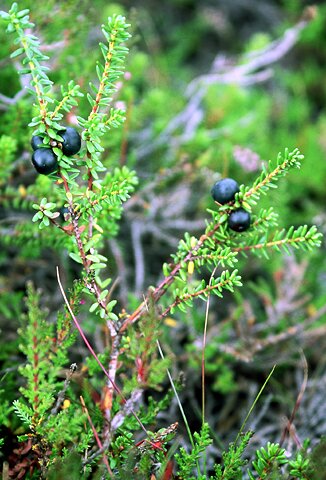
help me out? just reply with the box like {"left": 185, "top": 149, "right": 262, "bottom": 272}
{"left": 20, "top": 41, "right": 47, "bottom": 120}
{"left": 161, "top": 276, "right": 233, "bottom": 318}
{"left": 56, "top": 267, "right": 148, "bottom": 439}
{"left": 120, "top": 221, "right": 223, "bottom": 331}
{"left": 233, "top": 235, "right": 310, "bottom": 253}
{"left": 88, "top": 35, "right": 117, "bottom": 122}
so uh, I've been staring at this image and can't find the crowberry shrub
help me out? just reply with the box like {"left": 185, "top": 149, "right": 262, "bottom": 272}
{"left": 0, "top": 3, "right": 323, "bottom": 479}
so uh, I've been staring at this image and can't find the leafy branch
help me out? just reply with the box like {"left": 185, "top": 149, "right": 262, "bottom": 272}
{"left": 2, "top": 4, "right": 52, "bottom": 115}
{"left": 50, "top": 80, "right": 84, "bottom": 120}
{"left": 1, "top": 3, "right": 323, "bottom": 477}
{"left": 175, "top": 423, "right": 212, "bottom": 480}
{"left": 162, "top": 269, "right": 242, "bottom": 316}
{"left": 213, "top": 431, "right": 253, "bottom": 480}
{"left": 234, "top": 224, "right": 322, "bottom": 257}
{"left": 121, "top": 148, "right": 321, "bottom": 332}
{"left": 248, "top": 442, "right": 287, "bottom": 480}
{"left": 239, "top": 147, "right": 303, "bottom": 208}
{"left": 80, "top": 15, "right": 131, "bottom": 181}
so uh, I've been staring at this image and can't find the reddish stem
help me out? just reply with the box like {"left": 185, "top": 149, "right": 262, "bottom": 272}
{"left": 80, "top": 395, "right": 113, "bottom": 477}
{"left": 119, "top": 221, "right": 223, "bottom": 332}
{"left": 56, "top": 267, "right": 148, "bottom": 438}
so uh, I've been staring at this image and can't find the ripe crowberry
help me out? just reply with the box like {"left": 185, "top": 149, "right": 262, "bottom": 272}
{"left": 32, "top": 148, "right": 58, "bottom": 175}
{"left": 59, "top": 206, "right": 70, "bottom": 222}
{"left": 31, "top": 135, "right": 44, "bottom": 151}
{"left": 59, "top": 127, "right": 81, "bottom": 156}
{"left": 211, "top": 178, "right": 239, "bottom": 204}
{"left": 228, "top": 208, "right": 251, "bottom": 232}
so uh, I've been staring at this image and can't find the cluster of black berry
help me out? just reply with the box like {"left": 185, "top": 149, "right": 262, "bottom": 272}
{"left": 31, "top": 127, "right": 81, "bottom": 175}
{"left": 211, "top": 178, "right": 251, "bottom": 232}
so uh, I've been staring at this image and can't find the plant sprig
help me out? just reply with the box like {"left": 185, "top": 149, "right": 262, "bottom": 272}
{"left": 121, "top": 148, "right": 321, "bottom": 332}
{"left": 1, "top": 3, "right": 52, "bottom": 120}
{"left": 0, "top": 3, "right": 323, "bottom": 478}
{"left": 238, "top": 147, "right": 303, "bottom": 209}
{"left": 79, "top": 15, "right": 131, "bottom": 180}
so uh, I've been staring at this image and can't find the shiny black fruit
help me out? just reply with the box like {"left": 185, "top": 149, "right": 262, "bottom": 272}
{"left": 31, "top": 135, "right": 44, "bottom": 151}
{"left": 211, "top": 178, "right": 239, "bottom": 204}
{"left": 228, "top": 208, "right": 251, "bottom": 232}
{"left": 32, "top": 148, "right": 58, "bottom": 175}
{"left": 59, "top": 127, "right": 81, "bottom": 156}
{"left": 59, "top": 206, "right": 70, "bottom": 222}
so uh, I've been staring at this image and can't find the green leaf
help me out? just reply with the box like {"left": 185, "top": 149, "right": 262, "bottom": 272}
{"left": 107, "top": 300, "right": 117, "bottom": 310}
{"left": 10, "top": 47, "right": 24, "bottom": 58}
{"left": 69, "top": 252, "right": 83, "bottom": 265}
{"left": 89, "top": 302, "right": 98, "bottom": 313}
{"left": 43, "top": 210, "right": 55, "bottom": 218}
{"left": 101, "top": 278, "right": 112, "bottom": 289}
{"left": 31, "top": 211, "right": 42, "bottom": 222}
{"left": 16, "top": 9, "right": 30, "bottom": 18}
{"left": 89, "top": 263, "right": 106, "bottom": 270}
{"left": 99, "top": 290, "right": 109, "bottom": 301}
{"left": 86, "top": 254, "right": 101, "bottom": 263}
{"left": 219, "top": 213, "right": 228, "bottom": 224}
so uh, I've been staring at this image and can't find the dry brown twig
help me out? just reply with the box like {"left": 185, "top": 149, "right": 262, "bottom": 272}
{"left": 279, "top": 352, "right": 308, "bottom": 448}
{"left": 135, "top": 11, "right": 315, "bottom": 159}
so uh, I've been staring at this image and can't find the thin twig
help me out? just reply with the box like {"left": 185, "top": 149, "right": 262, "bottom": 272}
{"left": 103, "top": 333, "right": 122, "bottom": 435}
{"left": 220, "top": 302, "right": 326, "bottom": 361}
{"left": 56, "top": 266, "right": 149, "bottom": 438}
{"left": 131, "top": 220, "right": 145, "bottom": 296}
{"left": 119, "top": 220, "right": 223, "bottom": 332}
{"left": 235, "top": 365, "right": 276, "bottom": 445}
{"left": 201, "top": 267, "right": 217, "bottom": 426}
{"left": 108, "top": 238, "right": 128, "bottom": 303}
{"left": 80, "top": 395, "right": 113, "bottom": 477}
{"left": 187, "top": 17, "right": 309, "bottom": 97}
{"left": 279, "top": 352, "right": 308, "bottom": 447}
{"left": 156, "top": 340, "right": 201, "bottom": 476}
{"left": 161, "top": 276, "right": 234, "bottom": 318}
{"left": 134, "top": 16, "right": 312, "bottom": 160}
{"left": 50, "top": 363, "right": 77, "bottom": 416}
{"left": 111, "top": 388, "right": 143, "bottom": 432}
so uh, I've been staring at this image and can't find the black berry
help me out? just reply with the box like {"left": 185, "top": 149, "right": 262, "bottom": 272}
{"left": 228, "top": 208, "right": 251, "bottom": 232}
{"left": 59, "top": 127, "right": 81, "bottom": 156}
{"left": 31, "top": 135, "right": 44, "bottom": 151}
{"left": 211, "top": 178, "right": 239, "bottom": 204}
{"left": 59, "top": 206, "right": 70, "bottom": 222}
{"left": 32, "top": 148, "right": 58, "bottom": 175}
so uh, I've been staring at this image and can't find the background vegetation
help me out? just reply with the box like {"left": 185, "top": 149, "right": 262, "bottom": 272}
{"left": 0, "top": 0, "right": 326, "bottom": 478}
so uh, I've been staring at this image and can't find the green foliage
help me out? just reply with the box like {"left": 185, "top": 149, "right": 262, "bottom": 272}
{"left": 0, "top": 1, "right": 325, "bottom": 478}
{"left": 248, "top": 442, "right": 287, "bottom": 479}
{"left": 78, "top": 16, "right": 131, "bottom": 174}
{"left": 0, "top": 2, "right": 138, "bottom": 327}
{"left": 19, "top": 283, "right": 65, "bottom": 416}
{"left": 308, "top": 437, "right": 326, "bottom": 480}
{"left": 14, "top": 282, "right": 88, "bottom": 466}
{"left": 0, "top": 389, "right": 13, "bottom": 428}
{"left": 0, "top": 135, "right": 17, "bottom": 186}
{"left": 213, "top": 431, "right": 253, "bottom": 479}
{"left": 175, "top": 423, "right": 213, "bottom": 480}
{"left": 161, "top": 147, "right": 322, "bottom": 318}
{"left": 288, "top": 452, "right": 311, "bottom": 479}
{"left": 121, "top": 304, "right": 170, "bottom": 394}
{"left": 46, "top": 451, "right": 83, "bottom": 480}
